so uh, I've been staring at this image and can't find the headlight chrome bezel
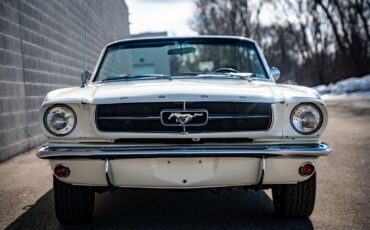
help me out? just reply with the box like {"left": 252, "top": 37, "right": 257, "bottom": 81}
{"left": 43, "top": 104, "right": 77, "bottom": 136}
{"left": 290, "top": 103, "right": 323, "bottom": 135}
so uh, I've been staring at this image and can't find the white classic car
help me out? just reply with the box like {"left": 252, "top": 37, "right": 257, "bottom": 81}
{"left": 38, "top": 36, "right": 331, "bottom": 224}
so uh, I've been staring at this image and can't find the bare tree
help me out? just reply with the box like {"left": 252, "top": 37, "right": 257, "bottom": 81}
{"left": 191, "top": 0, "right": 370, "bottom": 86}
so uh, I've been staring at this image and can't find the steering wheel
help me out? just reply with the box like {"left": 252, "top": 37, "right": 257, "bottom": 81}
{"left": 212, "top": 68, "right": 239, "bottom": 73}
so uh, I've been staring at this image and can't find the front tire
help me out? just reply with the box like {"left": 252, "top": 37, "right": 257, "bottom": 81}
{"left": 53, "top": 176, "right": 95, "bottom": 224}
{"left": 272, "top": 173, "right": 316, "bottom": 218}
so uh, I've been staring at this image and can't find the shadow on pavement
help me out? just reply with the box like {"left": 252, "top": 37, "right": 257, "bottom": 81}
{"left": 6, "top": 189, "right": 313, "bottom": 230}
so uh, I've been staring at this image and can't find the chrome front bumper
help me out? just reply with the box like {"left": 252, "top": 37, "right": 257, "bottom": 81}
{"left": 43, "top": 143, "right": 330, "bottom": 188}
{"left": 37, "top": 143, "right": 331, "bottom": 159}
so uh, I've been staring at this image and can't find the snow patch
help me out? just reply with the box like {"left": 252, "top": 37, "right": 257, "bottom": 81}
{"left": 313, "top": 74, "right": 370, "bottom": 96}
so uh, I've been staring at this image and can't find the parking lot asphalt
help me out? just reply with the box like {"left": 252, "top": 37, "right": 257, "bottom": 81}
{"left": 0, "top": 96, "right": 369, "bottom": 229}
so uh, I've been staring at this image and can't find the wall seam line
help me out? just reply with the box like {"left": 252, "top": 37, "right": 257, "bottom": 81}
{"left": 17, "top": 0, "right": 31, "bottom": 152}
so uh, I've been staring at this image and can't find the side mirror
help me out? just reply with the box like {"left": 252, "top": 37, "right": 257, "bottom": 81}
{"left": 270, "top": 67, "right": 280, "bottom": 81}
{"left": 81, "top": 71, "right": 92, "bottom": 87}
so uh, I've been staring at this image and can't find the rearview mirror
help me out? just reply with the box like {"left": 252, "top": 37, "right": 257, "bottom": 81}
{"left": 81, "top": 71, "right": 92, "bottom": 87}
{"left": 167, "top": 47, "right": 196, "bottom": 55}
{"left": 270, "top": 67, "right": 280, "bottom": 81}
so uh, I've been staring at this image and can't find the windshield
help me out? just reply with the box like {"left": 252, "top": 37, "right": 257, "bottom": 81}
{"left": 94, "top": 39, "right": 269, "bottom": 82}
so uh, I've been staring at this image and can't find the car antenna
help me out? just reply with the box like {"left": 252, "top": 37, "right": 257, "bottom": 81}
{"left": 81, "top": 9, "right": 88, "bottom": 88}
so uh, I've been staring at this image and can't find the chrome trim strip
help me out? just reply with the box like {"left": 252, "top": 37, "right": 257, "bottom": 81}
{"left": 98, "top": 116, "right": 161, "bottom": 120}
{"left": 37, "top": 143, "right": 331, "bottom": 159}
{"left": 208, "top": 115, "right": 270, "bottom": 120}
{"left": 97, "top": 115, "right": 270, "bottom": 120}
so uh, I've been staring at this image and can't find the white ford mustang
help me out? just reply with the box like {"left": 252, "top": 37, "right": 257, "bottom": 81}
{"left": 38, "top": 36, "right": 331, "bottom": 224}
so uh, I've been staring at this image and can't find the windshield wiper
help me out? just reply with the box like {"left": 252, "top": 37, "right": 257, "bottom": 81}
{"left": 172, "top": 72, "right": 206, "bottom": 76}
{"left": 102, "top": 74, "right": 170, "bottom": 82}
{"left": 194, "top": 72, "right": 254, "bottom": 81}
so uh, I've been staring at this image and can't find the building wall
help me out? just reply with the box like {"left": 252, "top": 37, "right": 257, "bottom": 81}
{"left": 0, "top": 0, "right": 129, "bottom": 161}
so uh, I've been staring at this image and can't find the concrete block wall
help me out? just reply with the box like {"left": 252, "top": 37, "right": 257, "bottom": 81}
{"left": 0, "top": 0, "right": 129, "bottom": 161}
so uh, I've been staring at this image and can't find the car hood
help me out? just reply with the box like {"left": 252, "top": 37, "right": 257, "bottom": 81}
{"left": 43, "top": 79, "right": 320, "bottom": 105}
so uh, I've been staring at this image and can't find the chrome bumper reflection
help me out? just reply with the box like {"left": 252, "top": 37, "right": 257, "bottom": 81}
{"left": 37, "top": 143, "right": 331, "bottom": 159}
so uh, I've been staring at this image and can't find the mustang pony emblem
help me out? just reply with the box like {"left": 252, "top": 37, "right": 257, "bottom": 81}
{"left": 168, "top": 113, "right": 204, "bottom": 126}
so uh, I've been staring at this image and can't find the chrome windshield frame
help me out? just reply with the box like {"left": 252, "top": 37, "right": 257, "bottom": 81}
{"left": 90, "top": 36, "right": 274, "bottom": 84}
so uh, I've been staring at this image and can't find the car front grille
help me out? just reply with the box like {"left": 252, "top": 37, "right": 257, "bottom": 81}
{"left": 96, "top": 102, "right": 272, "bottom": 133}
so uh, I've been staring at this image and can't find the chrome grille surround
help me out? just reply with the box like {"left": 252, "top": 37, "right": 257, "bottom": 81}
{"left": 95, "top": 101, "right": 272, "bottom": 133}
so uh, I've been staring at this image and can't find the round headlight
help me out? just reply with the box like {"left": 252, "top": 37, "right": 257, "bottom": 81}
{"left": 44, "top": 104, "right": 76, "bottom": 136}
{"left": 290, "top": 103, "right": 322, "bottom": 135}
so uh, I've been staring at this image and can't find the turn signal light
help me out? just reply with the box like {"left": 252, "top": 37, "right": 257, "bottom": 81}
{"left": 299, "top": 162, "right": 315, "bottom": 177}
{"left": 54, "top": 165, "right": 70, "bottom": 178}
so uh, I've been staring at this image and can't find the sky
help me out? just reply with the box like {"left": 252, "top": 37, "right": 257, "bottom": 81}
{"left": 124, "top": 0, "right": 276, "bottom": 36}
{"left": 125, "top": 0, "right": 197, "bottom": 36}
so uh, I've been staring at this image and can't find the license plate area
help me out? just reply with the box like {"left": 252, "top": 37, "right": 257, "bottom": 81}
{"left": 152, "top": 158, "right": 217, "bottom": 185}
